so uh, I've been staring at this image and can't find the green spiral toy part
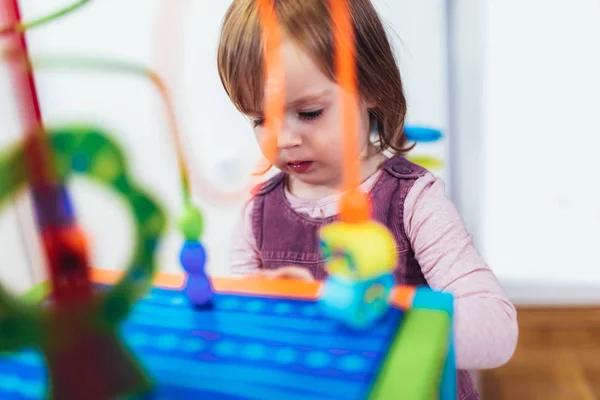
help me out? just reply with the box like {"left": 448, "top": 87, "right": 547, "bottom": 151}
{"left": 0, "top": 0, "right": 91, "bottom": 35}
{"left": 0, "top": 126, "right": 166, "bottom": 341}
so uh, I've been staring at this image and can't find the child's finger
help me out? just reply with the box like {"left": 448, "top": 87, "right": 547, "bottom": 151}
{"left": 247, "top": 270, "right": 269, "bottom": 279}
{"left": 266, "top": 266, "right": 315, "bottom": 281}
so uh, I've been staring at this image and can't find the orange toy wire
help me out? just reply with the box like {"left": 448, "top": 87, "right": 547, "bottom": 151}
{"left": 255, "top": 0, "right": 284, "bottom": 166}
{"left": 153, "top": 1, "right": 266, "bottom": 205}
{"left": 153, "top": 0, "right": 370, "bottom": 221}
{"left": 331, "top": 0, "right": 371, "bottom": 223}
{"left": 331, "top": 0, "right": 359, "bottom": 193}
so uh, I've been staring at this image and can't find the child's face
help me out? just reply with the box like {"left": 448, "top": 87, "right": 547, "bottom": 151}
{"left": 249, "top": 40, "right": 372, "bottom": 188}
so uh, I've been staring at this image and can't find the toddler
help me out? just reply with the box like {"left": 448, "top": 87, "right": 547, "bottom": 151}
{"left": 217, "top": 1, "right": 518, "bottom": 399}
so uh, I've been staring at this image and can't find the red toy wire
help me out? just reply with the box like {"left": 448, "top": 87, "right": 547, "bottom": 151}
{"left": 1, "top": 0, "right": 91, "bottom": 304}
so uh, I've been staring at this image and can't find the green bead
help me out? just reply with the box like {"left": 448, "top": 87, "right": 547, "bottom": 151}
{"left": 178, "top": 204, "right": 204, "bottom": 240}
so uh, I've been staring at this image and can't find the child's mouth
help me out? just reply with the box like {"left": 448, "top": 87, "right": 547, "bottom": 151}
{"left": 287, "top": 161, "right": 313, "bottom": 174}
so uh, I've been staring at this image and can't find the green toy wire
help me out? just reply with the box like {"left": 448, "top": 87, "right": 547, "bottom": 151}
{"left": 1, "top": 53, "right": 192, "bottom": 205}
{"left": 27, "top": 55, "right": 203, "bottom": 238}
{"left": 0, "top": 0, "right": 91, "bottom": 35}
{"left": 0, "top": 0, "right": 196, "bottom": 207}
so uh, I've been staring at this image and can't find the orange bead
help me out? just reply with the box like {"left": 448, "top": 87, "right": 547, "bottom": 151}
{"left": 339, "top": 188, "right": 372, "bottom": 223}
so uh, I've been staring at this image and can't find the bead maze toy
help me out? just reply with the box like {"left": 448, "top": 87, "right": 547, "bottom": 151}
{"left": 0, "top": 0, "right": 458, "bottom": 399}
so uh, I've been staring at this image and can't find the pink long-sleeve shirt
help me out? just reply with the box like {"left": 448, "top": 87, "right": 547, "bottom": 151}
{"left": 229, "top": 170, "right": 518, "bottom": 370}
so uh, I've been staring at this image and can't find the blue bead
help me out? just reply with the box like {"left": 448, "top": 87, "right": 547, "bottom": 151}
{"left": 184, "top": 276, "right": 213, "bottom": 306}
{"left": 404, "top": 126, "right": 443, "bottom": 143}
{"left": 180, "top": 240, "right": 207, "bottom": 274}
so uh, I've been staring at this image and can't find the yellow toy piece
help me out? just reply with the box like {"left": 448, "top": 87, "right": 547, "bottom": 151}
{"left": 319, "top": 220, "right": 397, "bottom": 280}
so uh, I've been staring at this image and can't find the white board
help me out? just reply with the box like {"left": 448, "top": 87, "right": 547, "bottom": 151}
{"left": 481, "top": 0, "right": 600, "bottom": 288}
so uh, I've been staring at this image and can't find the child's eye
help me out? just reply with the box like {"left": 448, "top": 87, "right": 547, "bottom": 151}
{"left": 252, "top": 118, "right": 265, "bottom": 128}
{"left": 298, "top": 109, "right": 324, "bottom": 122}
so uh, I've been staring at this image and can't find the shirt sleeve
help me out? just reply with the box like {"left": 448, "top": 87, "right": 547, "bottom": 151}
{"left": 228, "top": 199, "right": 262, "bottom": 275}
{"left": 404, "top": 172, "right": 518, "bottom": 370}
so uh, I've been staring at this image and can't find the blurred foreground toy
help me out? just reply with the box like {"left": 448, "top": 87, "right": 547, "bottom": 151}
{"left": 0, "top": 128, "right": 166, "bottom": 399}
{"left": 3, "top": 273, "right": 457, "bottom": 400}
{"left": 319, "top": 217, "right": 397, "bottom": 330}
{"left": 0, "top": 1, "right": 166, "bottom": 398}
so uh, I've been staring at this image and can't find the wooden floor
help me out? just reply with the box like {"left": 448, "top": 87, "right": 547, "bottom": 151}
{"left": 480, "top": 307, "right": 600, "bottom": 400}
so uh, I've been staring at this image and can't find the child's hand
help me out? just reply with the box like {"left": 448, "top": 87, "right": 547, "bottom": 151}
{"left": 250, "top": 266, "right": 314, "bottom": 281}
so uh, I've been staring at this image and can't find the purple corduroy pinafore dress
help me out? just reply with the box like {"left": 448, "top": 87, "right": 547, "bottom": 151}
{"left": 251, "top": 155, "right": 479, "bottom": 400}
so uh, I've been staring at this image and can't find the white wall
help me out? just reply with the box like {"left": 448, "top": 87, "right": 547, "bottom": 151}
{"left": 451, "top": 0, "right": 600, "bottom": 304}
{"left": 447, "top": 0, "right": 488, "bottom": 243}
{"left": 0, "top": 0, "right": 451, "bottom": 293}
{"left": 6, "top": 1, "right": 600, "bottom": 304}
{"left": 374, "top": 0, "right": 452, "bottom": 191}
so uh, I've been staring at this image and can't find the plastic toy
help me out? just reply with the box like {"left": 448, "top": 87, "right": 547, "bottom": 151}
{"left": 319, "top": 221, "right": 397, "bottom": 329}
{"left": 178, "top": 204, "right": 213, "bottom": 308}
{"left": 404, "top": 126, "right": 445, "bottom": 170}
{"left": 2, "top": 272, "right": 455, "bottom": 400}
{"left": 0, "top": 0, "right": 171, "bottom": 398}
{"left": 404, "top": 126, "right": 444, "bottom": 143}
{"left": 0, "top": 0, "right": 458, "bottom": 399}
{"left": 1, "top": 0, "right": 214, "bottom": 310}
{"left": 307, "top": 0, "right": 398, "bottom": 332}
{"left": 0, "top": 128, "right": 165, "bottom": 399}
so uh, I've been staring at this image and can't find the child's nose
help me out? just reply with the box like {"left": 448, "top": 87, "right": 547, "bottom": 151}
{"left": 277, "top": 128, "right": 302, "bottom": 149}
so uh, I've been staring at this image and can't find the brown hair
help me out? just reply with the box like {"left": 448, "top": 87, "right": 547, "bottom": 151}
{"left": 217, "top": 0, "right": 412, "bottom": 156}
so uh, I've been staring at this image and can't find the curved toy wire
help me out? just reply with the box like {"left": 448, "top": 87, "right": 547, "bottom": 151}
{"left": 330, "top": 0, "right": 371, "bottom": 223}
{"left": 0, "top": 0, "right": 90, "bottom": 35}
{"left": 1, "top": 0, "right": 260, "bottom": 206}
{"left": 255, "top": 0, "right": 370, "bottom": 223}
{"left": 1, "top": 47, "right": 193, "bottom": 202}
{"left": 3, "top": 0, "right": 370, "bottom": 218}
{"left": 34, "top": 55, "right": 193, "bottom": 203}
{"left": 331, "top": 0, "right": 359, "bottom": 192}
{"left": 154, "top": 1, "right": 268, "bottom": 206}
{"left": 154, "top": 0, "right": 367, "bottom": 215}
{"left": 0, "top": 48, "right": 168, "bottom": 309}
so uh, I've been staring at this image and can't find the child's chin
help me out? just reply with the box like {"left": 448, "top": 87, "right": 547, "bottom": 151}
{"left": 292, "top": 172, "right": 335, "bottom": 186}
